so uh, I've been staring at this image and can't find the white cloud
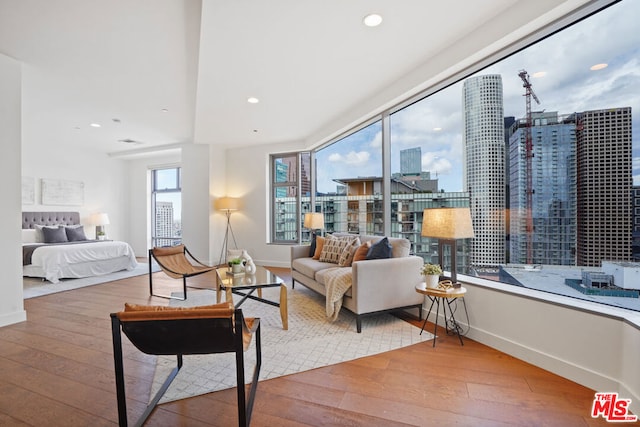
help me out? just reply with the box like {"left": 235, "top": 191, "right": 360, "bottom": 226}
{"left": 328, "top": 150, "right": 370, "bottom": 166}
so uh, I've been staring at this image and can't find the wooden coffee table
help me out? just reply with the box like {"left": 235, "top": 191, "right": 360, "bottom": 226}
{"left": 215, "top": 266, "right": 288, "bottom": 330}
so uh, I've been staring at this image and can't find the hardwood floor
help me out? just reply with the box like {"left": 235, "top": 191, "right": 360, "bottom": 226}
{"left": 0, "top": 268, "right": 621, "bottom": 426}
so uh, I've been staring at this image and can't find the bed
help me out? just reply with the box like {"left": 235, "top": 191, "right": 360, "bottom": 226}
{"left": 22, "top": 211, "right": 138, "bottom": 283}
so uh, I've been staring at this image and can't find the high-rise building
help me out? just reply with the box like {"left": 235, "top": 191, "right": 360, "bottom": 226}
{"left": 463, "top": 74, "right": 505, "bottom": 267}
{"left": 400, "top": 147, "right": 422, "bottom": 176}
{"left": 576, "top": 107, "right": 633, "bottom": 266}
{"left": 154, "top": 201, "right": 175, "bottom": 246}
{"left": 509, "top": 112, "right": 576, "bottom": 265}
{"left": 632, "top": 186, "right": 640, "bottom": 261}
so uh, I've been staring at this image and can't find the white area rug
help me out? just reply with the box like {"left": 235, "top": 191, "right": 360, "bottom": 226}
{"left": 151, "top": 286, "right": 432, "bottom": 403}
{"left": 23, "top": 262, "right": 156, "bottom": 299}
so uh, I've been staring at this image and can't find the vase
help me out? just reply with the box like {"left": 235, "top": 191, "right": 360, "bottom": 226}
{"left": 232, "top": 263, "right": 243, "bottom": 274}
{"left": 426, "top": 274, "right": 439, "bottom": 289}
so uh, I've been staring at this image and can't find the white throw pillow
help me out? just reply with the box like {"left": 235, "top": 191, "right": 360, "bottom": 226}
{"left": 22, "top": 229, "right": 38, "bottom": 244}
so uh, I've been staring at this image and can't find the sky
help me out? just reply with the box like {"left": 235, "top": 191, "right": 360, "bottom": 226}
{"left": 316, "top": 0, "right": 640, "bottom": 194}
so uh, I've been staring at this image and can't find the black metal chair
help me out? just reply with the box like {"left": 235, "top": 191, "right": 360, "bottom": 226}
{"left": 148, "top": 244, "right": 215, "bottom": 300}
{"left": 110, "top": 302, "right": 261, "bottom": 427}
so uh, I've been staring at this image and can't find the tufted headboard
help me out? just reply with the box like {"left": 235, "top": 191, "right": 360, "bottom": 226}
{"left": 22, "top": 211, "right": 81, "bottom": 229}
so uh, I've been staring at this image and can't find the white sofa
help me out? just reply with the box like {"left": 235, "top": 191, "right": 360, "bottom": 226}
{"left": 290, "top": 234, "right": 424, "bottom": 332}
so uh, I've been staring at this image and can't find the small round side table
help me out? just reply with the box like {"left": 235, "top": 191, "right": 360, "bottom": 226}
{"left": 415, "top": 283, "right": 468, "bottom": 347}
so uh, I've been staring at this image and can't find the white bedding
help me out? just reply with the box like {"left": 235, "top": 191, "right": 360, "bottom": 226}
{"left": 23, "top": 241, "right": 138, "bottom": 283}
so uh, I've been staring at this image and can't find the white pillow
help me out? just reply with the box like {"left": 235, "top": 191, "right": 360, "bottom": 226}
{"left": 34, "top": 224, "right": 60, "bottom": 243}
{"left": 22, "top": 229, "right": 38, "bottom": 244}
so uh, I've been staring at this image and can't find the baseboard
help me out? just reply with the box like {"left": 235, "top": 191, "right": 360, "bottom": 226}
{"left": 0, "top": 309, "right": 27, "bottom": 327}
{"left": 466, "top": 323, "right": 640, "bottom": 417}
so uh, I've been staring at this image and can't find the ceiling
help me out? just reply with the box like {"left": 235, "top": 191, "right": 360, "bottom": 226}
{"left": 0, "top": 0, "right": 588, "bottom": 158}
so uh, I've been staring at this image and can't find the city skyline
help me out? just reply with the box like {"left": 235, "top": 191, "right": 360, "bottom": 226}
{"left": 316, "top": 0, "right": 639, "bottom": 194}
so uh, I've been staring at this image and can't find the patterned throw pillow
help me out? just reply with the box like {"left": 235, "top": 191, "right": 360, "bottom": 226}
{"left": 338, "top": 237, "right": 361, "bottom": 267}
{"left": 319, "top": 235, "right": 356, "bottom": 264}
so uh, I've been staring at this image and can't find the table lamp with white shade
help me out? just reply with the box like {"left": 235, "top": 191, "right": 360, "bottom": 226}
{"left": 92, "top": 213, "right": 110, "bottom": 240}
{"left": 304, "top": 212, "right": 325, "bottom": 237}
{"left": 421, "top": 207, "right": 474, "bottom": 284}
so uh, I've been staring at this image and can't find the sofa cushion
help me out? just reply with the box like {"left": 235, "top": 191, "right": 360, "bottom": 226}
{"left": 366, "top": 237, "right": 392, "bottom": 260}
{"left": 292, "top": 257, "right": 336, "bottom": 279}
{"left": 319, "top": 235, "right": 357, "bottom": 264}
{"left": 389, "top": 238, "right": 410, "bottom": 258}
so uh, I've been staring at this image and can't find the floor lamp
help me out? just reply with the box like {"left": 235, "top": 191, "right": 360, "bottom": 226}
{"left": 421, "top": 207, "right": 475, "bottom": 284}
{"left": 215, "top": 197, "right": 240, "bottom": 267}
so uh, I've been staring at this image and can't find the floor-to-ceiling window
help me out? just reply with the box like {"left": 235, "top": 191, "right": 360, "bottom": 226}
{"left": 315, "top": 120, "right": 383, "bottom": 236}
{"left": 151, "top": 167, "right": 182, "bottom": 247}
{"left": 270, "top": 0, "right": 640, "bottom": 312}
{"left": 271, "top": 152, "right": 310, "bottom": 244}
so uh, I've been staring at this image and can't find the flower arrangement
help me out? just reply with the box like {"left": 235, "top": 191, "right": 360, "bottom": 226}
{"left": 421, "top": 263, "right": 442, "bottom": 276}
{"left": 228, "top": 258, "right": 243, "bottom": 266}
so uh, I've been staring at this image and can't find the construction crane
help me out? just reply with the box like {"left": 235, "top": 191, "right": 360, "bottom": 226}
{"left": 518, "top": 70, "right": 540, "bottom": 265}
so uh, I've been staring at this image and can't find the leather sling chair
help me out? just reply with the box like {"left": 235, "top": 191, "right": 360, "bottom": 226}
{"left": 110, "top": 301, "right": 261, "bottom": 427}
{"left": 148, "top": 244, "right": 215, "bottom": 300}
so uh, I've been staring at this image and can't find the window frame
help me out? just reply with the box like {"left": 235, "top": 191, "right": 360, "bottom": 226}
{"left": 150, "top": 166, "right": 182, "bottom": 248}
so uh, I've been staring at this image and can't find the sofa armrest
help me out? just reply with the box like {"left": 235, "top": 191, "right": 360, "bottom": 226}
{"left": 291, "top": 245, "right": 312, "bottom": 264}
{"left": 351, "top": 255, "right": 424, "bottom": 314}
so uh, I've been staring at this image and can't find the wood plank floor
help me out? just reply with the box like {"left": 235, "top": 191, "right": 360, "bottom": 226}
{"left": 0, "top": 267, "right": 623, "bottom": 426}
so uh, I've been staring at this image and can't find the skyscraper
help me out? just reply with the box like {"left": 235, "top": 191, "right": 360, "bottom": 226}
{"left": 155, "top": 201, "right": 175, "bottom": 246}
{"left": 576, "top": 107, "right": 633, "bottom": 266}
{"left": 400, "top": 147, "right": 422, "bottom": 176}
{"left": 509, "top": 112, "right": 576, "bottom": 265}
{"left": 463, "top": 74, "right": 505, "bottom": 267}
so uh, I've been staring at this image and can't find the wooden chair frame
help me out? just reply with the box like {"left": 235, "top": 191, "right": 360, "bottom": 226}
{"left": 110, "top": 305, "right": 261, "bottom": 427}
{"left": 148, "top": 244, "right": 215, "bottom": 300}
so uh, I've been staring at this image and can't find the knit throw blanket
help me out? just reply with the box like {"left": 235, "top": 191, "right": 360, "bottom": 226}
{"left": 324, "top": 267, "right": 353, "bottom": 321}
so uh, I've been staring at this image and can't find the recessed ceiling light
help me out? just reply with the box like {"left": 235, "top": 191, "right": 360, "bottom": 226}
{"left": 161, "top": 108, "right": 169, "bottom": 113}
{"left": 363, "top": 13, "right": 382, "bottom": 27}
{"left": 532, "top": 71, "right": 547, "bottom": 78}
{"left": 90, "top": 123, "right": 101, "bottom": 128}
{"left": 590, "top": 63, "right": 608, "bottom": 71}
{"left": 247, "top": 97, "right": 260, "bottom": 104}
{"left": 433, "top": 127, "right": 442, "bottom": 131}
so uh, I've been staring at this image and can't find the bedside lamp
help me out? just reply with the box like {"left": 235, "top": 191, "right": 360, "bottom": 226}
{"left": 304, "top": 212, "right": 325, "bottom": 237}
{"left": 421, "top": 207, "right": 474, "bottom": 283}
{"left": 92, "top": 213, "right": 110, "bottom": 240}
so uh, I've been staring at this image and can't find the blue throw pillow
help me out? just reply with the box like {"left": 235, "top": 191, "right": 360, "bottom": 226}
{"left": 366, "top": 237, "right": 392, "bottom": 260}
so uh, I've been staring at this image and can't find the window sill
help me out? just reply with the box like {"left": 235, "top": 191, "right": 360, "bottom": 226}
{"left": 457, "top": 272, "right": 640, "bottom": 330}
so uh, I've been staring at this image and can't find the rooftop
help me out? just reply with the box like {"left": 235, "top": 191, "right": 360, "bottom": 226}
{"left": 500, "top": 264, "right": 640, "bottom": 311}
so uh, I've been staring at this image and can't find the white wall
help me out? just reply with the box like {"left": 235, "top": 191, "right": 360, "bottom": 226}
{"left": 21, "top": 146, "right": 131, "bottom": 242}
{"left": 181, "top": 144, "right": 210, "bottom": 262}
{"left": 0, "top": 53, "right": 26, "bottom": 327}
{"left": 224, "top": 140, "right": 304, "bottom": 268}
